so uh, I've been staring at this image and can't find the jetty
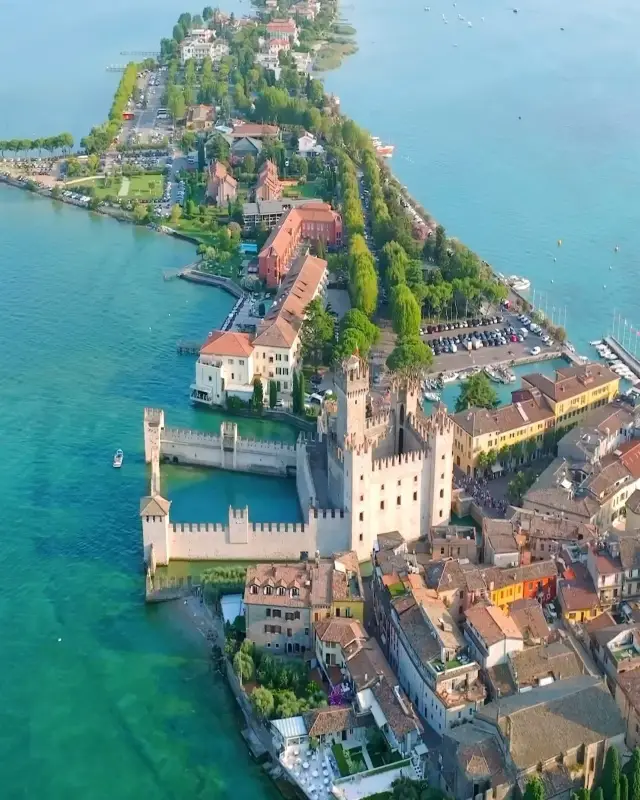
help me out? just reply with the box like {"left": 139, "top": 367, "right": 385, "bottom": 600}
{"left": 604, "top": 335, "right": 640, "bottom": 380}
{"left": 178, "top": 268, "right": 244, "bottom": 298}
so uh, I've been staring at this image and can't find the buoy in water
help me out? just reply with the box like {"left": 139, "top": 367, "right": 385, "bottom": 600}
{"left": 557, "top": 239, "right": 562, "bottom": 246}
{"left": 615, "top": 245, "right": 620, "bottom": 252}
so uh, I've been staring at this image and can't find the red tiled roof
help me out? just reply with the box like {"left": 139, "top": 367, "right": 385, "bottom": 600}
{"left": 620, "top": 441, "right": 640, "bottom": 480}
{"left": 200, "top": 331, "right": 253, "bottom": 357}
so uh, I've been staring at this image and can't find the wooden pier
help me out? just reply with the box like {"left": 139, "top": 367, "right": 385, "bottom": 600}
{"left": 176, "top": 340, "right": 202, "bottom": 355}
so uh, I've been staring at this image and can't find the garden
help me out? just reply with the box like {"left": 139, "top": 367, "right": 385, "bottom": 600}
{"left": 228, "top": 638, "right": 328, "bottom": 720}
{"left": 332, "top": 743, "right": 368, "bottom": 777}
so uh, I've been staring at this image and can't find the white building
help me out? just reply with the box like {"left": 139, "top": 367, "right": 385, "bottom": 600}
{"left": 180, "top": 37, "right": 229, "bottom": 64}
{"left": 191, "top": 252, "right": 328, "bottom": 406}
{"left": 298, "top": 131, "right": 324, "bottom": 157}
{"left": 464, "top": 604, "right": 524, "bottom": 668}
{"left": 389, "top": 579, "right": 486, "bottom": 735}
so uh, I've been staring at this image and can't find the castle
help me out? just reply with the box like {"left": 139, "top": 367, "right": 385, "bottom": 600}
{"left": 141, "top": 355, "right": 453, "bottom": 567}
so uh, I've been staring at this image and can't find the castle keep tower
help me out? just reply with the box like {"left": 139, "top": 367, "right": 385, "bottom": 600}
{"left": 334, "top": 354, "right": 369, "bottom": 448}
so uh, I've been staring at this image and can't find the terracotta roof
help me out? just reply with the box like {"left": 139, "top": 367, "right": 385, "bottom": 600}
{"left": 303, "top": 706, "right": 356, "bottom": 736}
{"left": 508, "top": 598, "right": 550, "bottom": 642}
{"left": 619, "top": 440, "right": 640, "bottom": 480}
{"left": 188, "top": 104, "right": 215, "bottom": 122}
{"left": 616, "top": 670, "right": 640, "bottom": 714}
{"left": 585, "top": 456, "right": 632, "bottom": 500}
{"left": 583, "top": 611, "right": 616, "bottom": 636}
{"left": 254, "top": 253, "right": 327, "bottom": 349}
{"left": 259, "top": 203, "right": 340, "bottom": 262}
{"left": 465, "top": 604, "right": 523, "bottom": 646}
{"left": 140, "top": 495, "right": 171, "bottom": 516}
{"left": 424, "top": 559, "right": 467, "bottom": 592}
{"left": 615, "top": 532, "right": 640, "bottom": 571}
{"left": 480, "top": 560, "right": 557, "bottom": 591}
{"left": 371, "top": 678, "right": 421, "bottom": 738}
{"left": 558, "top": 564, "right": 600, "bottom": 612}
{"left": 230, "top": 123, "right": 280, "bottom": 138}
{"left": 521, "top": 363, "right": 619, "bottom": 403}
{"left": 244, "top": 562, "right": 333, "bottom": 608}
{"left": 314, "top": 617, "right": 365, "bottom": 646}
{"left": 582, "top": 402, "right": 636, "bottom": 435}
{"left": 266, "top": 18, "right": 297, "bottom": 32}
{"left": 590, "top": 547, "right": 622, "bottom": 575}
{"left": 451, "top": 397, "right": 553, "bottom": 439}
{"left": 200, "top": 330, "right": 253, "bottom": 358}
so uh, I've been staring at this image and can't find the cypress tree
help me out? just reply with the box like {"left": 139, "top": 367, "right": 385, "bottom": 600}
{"left": 297, "top": 371, "right": 306, "bottom": 415}
{"left": 594, "top": 788, "right": 604, "bottom": 800}
{"left": 630, "top": 748, "right": 640, "bottom": 800}
{"left": 602, "top": 746, "right": 621, "bottom": 800}
{"left": 269, "top": 380, "right": 277, "bottom": 409}
{"left": 292, "top": 372, "right": 299, "bottom": 413}
{"left": 621, "top": 774, "right": 629, "bottom": 800}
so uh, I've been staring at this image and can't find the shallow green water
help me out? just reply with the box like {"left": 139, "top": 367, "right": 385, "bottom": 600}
{"left": 0, "top": 187, "right": 292, "bottom": 799}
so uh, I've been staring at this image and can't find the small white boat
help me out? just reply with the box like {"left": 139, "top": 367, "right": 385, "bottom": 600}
{"left": 484, "top": 366, "right": 503, "bottom": 383}
{"left": 441, "top": 371, "right": 459, "bottom": 384}
{"left": 590, "top": 340, "right": 602, "bottom": 347}
{"left": 424, "top": 390, "right": 441, "bottom": 402}
{"left": 507, "top": 275, "right": 531, "bottom": 291}
{"left": 113, "top": 449, "right": 124, "bottom": 468}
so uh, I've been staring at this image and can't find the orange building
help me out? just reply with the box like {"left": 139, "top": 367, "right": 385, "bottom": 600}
{"left": 258, "top": 202, "right": 342, "bottom": 287}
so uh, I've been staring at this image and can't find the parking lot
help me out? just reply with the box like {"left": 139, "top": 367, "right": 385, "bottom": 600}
{"left": 424, "top": 309, "right": 558, "bottom": 374}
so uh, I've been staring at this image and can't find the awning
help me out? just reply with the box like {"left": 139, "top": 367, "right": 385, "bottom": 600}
{"left": 271, "top": 715, "right": 307, "bottom": 740}
{"left": 357, "top": 688, "right": 387, "bottom": 729}
{"left": 491, "top": 463, "right": 503, "bottom": 474}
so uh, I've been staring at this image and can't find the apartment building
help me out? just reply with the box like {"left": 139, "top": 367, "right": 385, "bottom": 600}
{"left": 265, "top": 17, "right": 299, "bottom": 43}
{"left": 244, "top": 553, "right": 363, "bottom": 653}
{"left": 521, "top": 363, "right": 620, "bottom": 429}
{"left": 258, "top": 202, "right": 342, "bottom": 287}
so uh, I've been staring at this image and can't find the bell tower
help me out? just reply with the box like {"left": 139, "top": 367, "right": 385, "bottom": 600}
{"left": 390, "top": 376, "right": 420, "bottom": 454}
{"left": 334, "top": 354, "right": 369, "bottom": 448}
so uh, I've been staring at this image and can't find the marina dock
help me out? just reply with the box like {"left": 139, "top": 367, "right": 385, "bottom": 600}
{"left": 604, "top": 335, "right": 640, "bottom": 380}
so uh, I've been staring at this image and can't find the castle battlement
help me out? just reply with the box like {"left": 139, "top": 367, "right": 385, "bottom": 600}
{"left": 162, "top": 427, "right": 296, "bottom": 452}
{"left": 171, "top": 521, "right": 227, "bottom": 534}
{"left": 250, "top": 521, "right": 307, "bottom": 533}
{"left": 371, "top": 450, "right": 425, "bottom": 471}
{"left": 312, "top": 507, "right": 347, "bottom": 519}
{"left": 366, "top": 410, "right": 390, "bottom": 430}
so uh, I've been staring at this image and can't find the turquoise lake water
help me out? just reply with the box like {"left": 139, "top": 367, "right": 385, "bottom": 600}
{"left": 1, "top": 0, "right": 640, "bottom": 795}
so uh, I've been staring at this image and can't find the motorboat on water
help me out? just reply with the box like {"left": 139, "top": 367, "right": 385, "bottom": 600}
{"left": 484, "top": 366, "right": 503, "bottom": 383}
{"left": 113, "top": 449, "right": 124, "bottom": 468}
{"left": 499, "top": 367, "right": 517, "bottom": 383}
{"left": 424, "top": 390, "right": 441, "bottom": 402}
{"left": 371, "top": 135, "right": 395, "bottom": 158}
{"left": 441, "top": 371, "right": 459, "bottom": 384}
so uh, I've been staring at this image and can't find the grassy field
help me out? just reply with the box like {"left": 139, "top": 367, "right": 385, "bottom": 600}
{"left": 73, "top": 173, "right": 164, "bottom": 201}
{"left": 172, "top": 218, "right": 221, "bottom": 247}
{"left": 282, "top": 178, "right": 324, "bottom": 199}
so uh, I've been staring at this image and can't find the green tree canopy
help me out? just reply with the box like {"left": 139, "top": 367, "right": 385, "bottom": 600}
{"left": 250, "top": 686, "right": 275, "bottom": 718}
{"left": 269, "top": 380, "right": 277, "bottom": 409}
{"left": 602, "top": 746, "right": 621, "bottom": 800}
{"left": 523, "top": 776, "right": 545, "bottom": 800}
{"left": 629, "top": 748, "right": 640, "bottom": 800}
{"left": 455, "top": 373, "right": 499, "bottom": 413}
{"left": 390, "top": 283, "right": 421, "bottom": 338}
{"left": 300, "top": 298, "right": 335, "bottom": 368}
{"left": 251, "top": 377, "right": 264, "bottom": 410}
{"left": 386, "top": 336, "right": 433, "bottom": 375}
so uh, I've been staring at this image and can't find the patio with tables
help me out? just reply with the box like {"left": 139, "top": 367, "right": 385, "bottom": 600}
{"left": 280, "top": 742, "right": 338, "bottom": 800}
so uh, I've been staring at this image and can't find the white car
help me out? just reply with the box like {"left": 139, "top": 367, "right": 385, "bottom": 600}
{"left": 530, "top": 346, "right": 541, "bottom": 356}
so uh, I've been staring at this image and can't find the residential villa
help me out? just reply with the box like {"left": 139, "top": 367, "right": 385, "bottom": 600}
{"left": 229, "top": 122, "right": 281, "bottom": 140}
{"left": 243, "top": 553, "right": 363, "bottom": 654}
{"left": 205, "top": 160, "right": 237, "bottom": 205}
{"left": 266, "top": 17, "right": 299, "bottom": 43}
{"left": 191, "top": 252, "right": 328, "bottom": 405}
{"left": 557, "top": 563, "right": 603, "bottom": 623}
{"left": 298, "top": 131, "right": 324, "bottom": 157}
{"left": 185, "top": 104, "right": 215, "bottom": 131}
{"left": 463, "top": 603, "right": 524, "bottom": 669}
{"left": 180, "top": 34, "right": 229, "bottom": 64}
{"left": 258, "top": 202, "right": 342, "bottom": 287}
{"left": 254, "top": 159, "right": 282, "bottom": 201}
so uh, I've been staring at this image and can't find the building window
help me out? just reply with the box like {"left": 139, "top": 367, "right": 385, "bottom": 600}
{"left": 360, "top": 495, "right": 364, "bottom": 501}
{"left": 287, "top": 628, "right": 292, "bottom": 637}
{"left": 266, "top": 608, "right": 271, "bottom": 617}
{"left": 277, "top": 587, "right": 285, "bottom": 596}
{"left": 413, "top": 492, "right": 417, "bottom": 501}
{"left": 291, "top": 587, "right": 299, "bottom": 597}
{"left": 359, "top": 533, "right": 363, "bottom": 542}
{"left": 250, "top": 585, "right": 258, "bottom": 594}
{"left": 273, "top": 609, "right": 281, "bottom": 618}
{"left": 359, "top": 512, "right": 363, "bottom": 521}
{"left": 264, "top": 586, "right": 273, "bottom": 595}
{"left": 397, "top": 479, "right": 401, "bottom": 486}
{"left": 397, "top": 496, "right": 401, "bottom": 506}
{"left": 439, "top": 488, "right": 444, "bottom": 498}
{"left": 304, "top": 628, "right": 309, "bottom": 635}
{"left": 380, "top": 501, "right": 385, "bottom": 510}
{"left": 239, "top": 360, "right": 245, "bottom": 365}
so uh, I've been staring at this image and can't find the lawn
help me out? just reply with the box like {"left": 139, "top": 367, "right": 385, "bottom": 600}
{"left": 73, "top": 173, "right": 164, "bottom": 201}
{"left": 282, "top": 178, "right": 324, "bottom": 200}
{"left": 172, "top": 218, "right": 221, "bottom": 247}
{"left": 332, "top": 744, "right": 367, "bottom": 777}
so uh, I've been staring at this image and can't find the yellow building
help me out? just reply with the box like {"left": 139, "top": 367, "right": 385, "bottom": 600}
{"left": 451, "top": 394, "right": 555, "bottom": 476}
{"left": 477, "top": 560, "right": 558, "bottom": 613}
{"left": 557, "top": 564, "right": 604, "bottom": 623}
{"left": 521, "top": 362, "right": 619, "bottom": 430}
{"left": 451, "top": 363, "right": 619, "bottom": 476}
